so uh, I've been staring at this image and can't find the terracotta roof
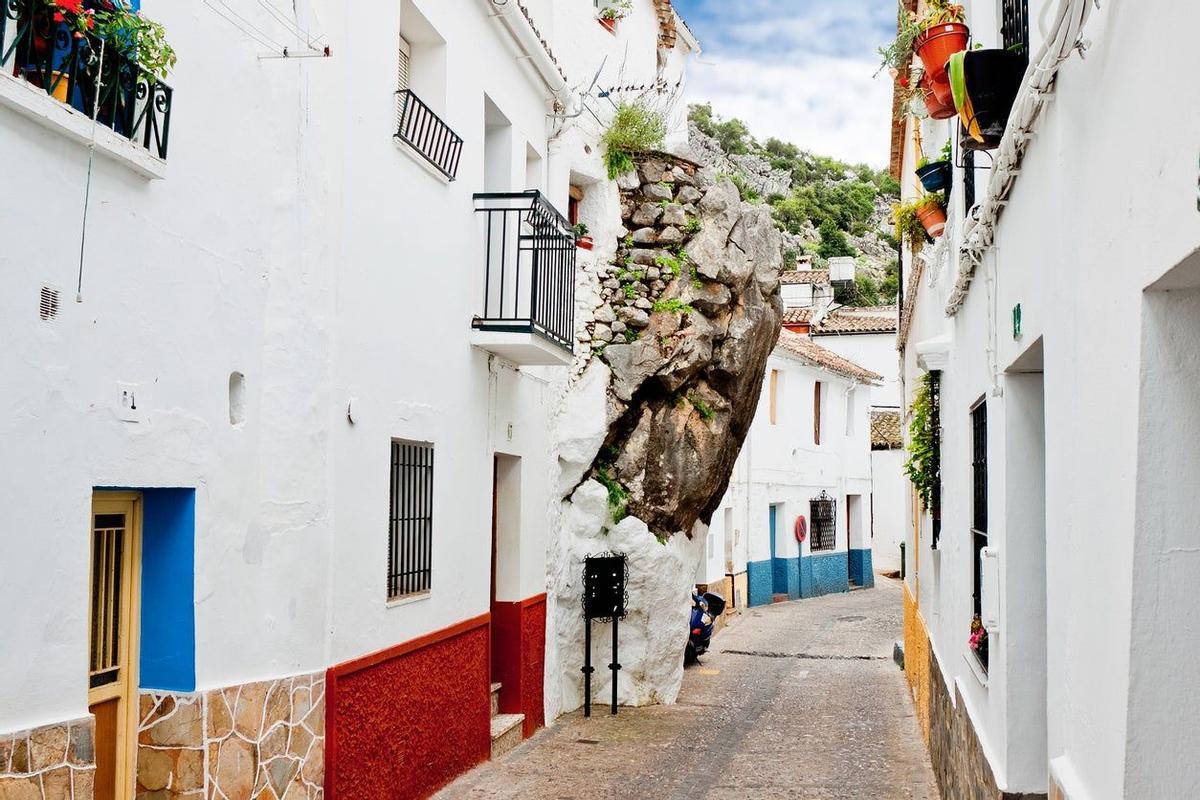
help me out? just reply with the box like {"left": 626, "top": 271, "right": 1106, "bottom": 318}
{"left": 775, "top": 330, "right": 883, "bottom": 383}
{"left": 782, "top": 305, "right": 898, "bottom": 334}
{"left": 779, "top": 270, "right": 830, "bottom": 286}
{"left": 897, "top": 258, "right": 925, "bottom": 348}
{"left": 871, "top": 409, "right": 903, "bottom": 450}
{"left": 782, "top": 307, "right": 814, "bottom": 325}
{"left": 812, "top": 314, "right": 898, "bottom": 335}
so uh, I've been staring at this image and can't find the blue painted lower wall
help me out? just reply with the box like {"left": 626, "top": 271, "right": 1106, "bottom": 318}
{"left": 750, "top": 554, "right": 854, "bottom": 604}
{"left": 804, "top": 552, "right": 850, "bottom": 598}
{"left": 747, "top": 560, "right": 774, "bottom": 607}
{"left": 849, "top": 549, "right": 875, "bottom": 588}
{"left": 140, "top": 488, "right": 196, "bottom": 692}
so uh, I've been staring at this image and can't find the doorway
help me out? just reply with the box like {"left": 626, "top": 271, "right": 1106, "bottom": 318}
{"left": 490, "top": 455, "right": 522, "bottom": 700}
{"left": 89, "top": 492, "right": 141, "bottom": 800}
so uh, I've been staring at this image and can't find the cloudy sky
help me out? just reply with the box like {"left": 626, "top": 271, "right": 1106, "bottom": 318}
{"left": 673, "top": 0, "right": 895, "bottom": 167}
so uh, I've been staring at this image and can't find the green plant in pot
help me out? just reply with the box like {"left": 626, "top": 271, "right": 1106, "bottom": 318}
{"left": 914, "top": 192, "right": 947, "bottom": 239}
{"left": 601, "top": 101, "right": 666, "bottom": 180}
{"left": 571, "top": 222, "right": 594, "bottom": 250}
{"left": 94, "top": 1, "right": 176, "bottom": 80}
{"left": 915, "top": 139, "right": 953, "bottom": 193}
{"left": 597, "top": 0, "right": 632, "bottom": 32}
{"left": 912, "top": 0, "right": 968, "bottom": 83}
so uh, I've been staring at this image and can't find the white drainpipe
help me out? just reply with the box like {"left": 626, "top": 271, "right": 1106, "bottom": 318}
{"left": 483, "top": 0, "right": 576, "bottom": 114}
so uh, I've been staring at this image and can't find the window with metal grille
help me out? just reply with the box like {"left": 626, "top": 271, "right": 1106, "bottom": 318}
{"left": 90, "top": 513, "right": 127, "bottom": 688}
{"left": 1001, "top": 0, "right": 1030, "bottom": 58}
{"left": 971, "top": 401, "right": 988, "bottom": 621}
{"left": 388, "top": 440, "right": 434, "bottom": 600}
{"left": 930, "top": 371, "right": 942, "bottom": 548}
{"left": 810, "top": 492, "right": 837, "bottom": 552}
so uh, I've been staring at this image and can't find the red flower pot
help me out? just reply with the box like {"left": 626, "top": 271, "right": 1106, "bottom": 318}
{"left": 916, "top": 203, "right": 948, "bottom": 238}
{"left": 576, "top": 236, "right": 594, "bottom": 251}
{"left": 598, "top": 17, "right": 617, "bottom": 33}
{"left": 920, "top": 73, "right": 957, "bottom": 120}
{"left": 914, "top": 23, "right": 969, "bottom": 82}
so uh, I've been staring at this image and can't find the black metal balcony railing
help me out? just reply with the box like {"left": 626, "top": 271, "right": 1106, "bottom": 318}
{"left": 1, "top": 1, "right": 173, "bottom": 159}
{"left": 473, "top": 191, "right": 576, "bottom": 353}
{"left": 396, "top": 89, "right": 462, "bottom": 181}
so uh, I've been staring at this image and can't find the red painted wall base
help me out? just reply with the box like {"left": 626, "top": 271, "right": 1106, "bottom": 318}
{"left": 326, "top": 615, "right": 491, "bottom": 800}
{"left": 490, "top": 594, "right": 546, "bottom": 738}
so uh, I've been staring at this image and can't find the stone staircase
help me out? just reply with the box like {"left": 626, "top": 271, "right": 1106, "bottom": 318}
{"left": 489, "top": 681, "right": 524, "bottom": 759}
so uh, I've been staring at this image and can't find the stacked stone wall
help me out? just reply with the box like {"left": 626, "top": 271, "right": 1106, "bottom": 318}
{"left": 0, "top": 718, "right": 96, "bottom": 799}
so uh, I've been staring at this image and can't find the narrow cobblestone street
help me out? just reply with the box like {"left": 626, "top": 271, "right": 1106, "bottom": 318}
{"left": 438, "top": 577, "right": 937, "bottom": 799}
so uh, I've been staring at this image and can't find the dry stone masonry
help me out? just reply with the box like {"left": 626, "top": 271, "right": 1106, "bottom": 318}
{"left": 550, "top": 153, "right": 783, "bottom": 713}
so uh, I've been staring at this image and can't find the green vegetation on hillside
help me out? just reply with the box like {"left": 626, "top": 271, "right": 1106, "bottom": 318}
{"left": 690, "top": 103, "right": 900, "bottom": 305}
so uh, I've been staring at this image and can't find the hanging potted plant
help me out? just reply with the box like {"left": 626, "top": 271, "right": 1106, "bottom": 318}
{"left": 597, "top": 0, "right": 632, "bottom": 33}
{"left": 918, "top": 71, "right": 956, "bottom": 120}
{"left": 572, "top": 222, "right": 594, "bottom": 251}
{"left": 949, "top": 48, "right": 1024, "bottom": 150}
{"left": 913, "top": 1, "right": 969, "bottom": 82}
{"left": 891, "top": 199, "right": 929, "bottom": 251}
{"left": 916, "top": 139, "right": 953, "bottom": 193}
{"left": 915, "top": 192, "right": 947, "bottom": 238}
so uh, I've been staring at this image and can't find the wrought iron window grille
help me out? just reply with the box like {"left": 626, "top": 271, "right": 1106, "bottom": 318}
{"left": 388, "top": 440, "right": 434, "bottom": 600}
{"left": 809, "top": 491, "right": 837, "bottom": 552}
{"left": 473, "top": 191, "right": 577, "bottom": 353}
{"left": 395, "top": 89, "right": 463, "bottom": 180}
{"left": 1000, "top": 0, "right": 1031, "bottom": 61}
{"left": 1, "top": 0, "right": 174, "bottom": 159}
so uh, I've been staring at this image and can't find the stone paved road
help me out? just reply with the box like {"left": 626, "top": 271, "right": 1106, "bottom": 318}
{"left": 437, "top": 576, "right": 938, "bottom": 800}
{"left": 436, "top": 578, "right": 940, "bottom": 800}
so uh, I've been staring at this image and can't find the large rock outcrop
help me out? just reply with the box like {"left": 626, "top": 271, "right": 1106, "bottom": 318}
{"left": 546, "top": 154, "right": 783, "bottom": 716}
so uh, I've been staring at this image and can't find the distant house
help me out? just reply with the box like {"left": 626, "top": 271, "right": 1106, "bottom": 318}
{"left": 697, "top": 329, "right": 881, "bottom": 609}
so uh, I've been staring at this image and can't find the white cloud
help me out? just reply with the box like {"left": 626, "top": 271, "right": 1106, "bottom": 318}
{"left": 686, "top": 54, "right": 894, "bottom": 167}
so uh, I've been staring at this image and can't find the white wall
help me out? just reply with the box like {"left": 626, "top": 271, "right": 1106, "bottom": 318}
{"left": 814, "top": 331, "right": 900, "bottom": 409}
{"left": 898, "top": 0, "right": 1200, "bottom": 795}
{"left": 870, "top": 449, "right": 906, "bottom": 572}
{"left": 0, "top": 0, "right": 683, "bottom": 735}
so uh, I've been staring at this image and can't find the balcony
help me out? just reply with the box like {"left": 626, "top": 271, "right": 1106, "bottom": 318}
{"left": 0, "top": 1, "right": 173, "bottom": 160}
{"left": 395, "top": 89, "right": 462, "bottom": 181}
{"left": 472, "top": 191, "right": 576, "bottom": 366}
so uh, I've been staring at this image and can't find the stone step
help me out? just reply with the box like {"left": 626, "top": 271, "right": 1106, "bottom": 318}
{"left": 490, "top": 713, "right": 525, "bottom": 759}
{"left": 490, "top": 682, "right": 502, "bottom": 717}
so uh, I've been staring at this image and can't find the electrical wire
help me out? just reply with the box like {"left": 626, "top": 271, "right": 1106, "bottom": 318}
{"left": 211, "top": 0, "right": 290, "bottom": 50}
{"left": 76, "top": 39, "right": 106, "bottom": 304}
{"left": 255, "top": 0, "right": 326, "bottom": 50}
{"left": 200, "top": 0, "right": 286, "bottom": 52}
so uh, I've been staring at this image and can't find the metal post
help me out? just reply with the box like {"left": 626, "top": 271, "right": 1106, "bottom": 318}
{"left": 609, "top": 615, "right": 620, "bottom": 715}
{"left": 582, "top": 617, "right": 593, "bottom": 718}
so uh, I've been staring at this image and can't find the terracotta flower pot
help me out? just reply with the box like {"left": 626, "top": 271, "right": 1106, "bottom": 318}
{"left": 920, "top": 74, "right": 957, "bottom": 120}
{"left": 598, "top": 17, "right": 617, "bottom": 33}
{"left": 916, "top": 203, "right": 947, "bottom": 238}
{"left": 914, "top": 22, "right": 970, "bottom": 82}
{"left": 576, "top": 236, "right": 594, "bottom": 251}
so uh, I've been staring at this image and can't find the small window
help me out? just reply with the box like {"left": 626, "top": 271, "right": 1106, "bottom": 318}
{"left": 813, "top": 381, "right": 823, "bottom": 445}
{"left": 388, "top": 440, "right": 434, "bottom": 600}
{"left": 769, "top": 370, "right": 780, "bottom": 425}
{"left": 971, "top": 400, "right": 989, "bottom": 670}
{"left": 845, "top": 386, "right": 856, "bottom": 436}
{"left": 810, "top": 493, "right": 837, "bottom": 552}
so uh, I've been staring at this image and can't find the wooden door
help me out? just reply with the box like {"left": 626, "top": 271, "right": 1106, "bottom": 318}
{"left": 88, "top": 494, "right": 141, "bottom": 800}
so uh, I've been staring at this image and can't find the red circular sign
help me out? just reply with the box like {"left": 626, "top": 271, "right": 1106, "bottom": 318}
{"left": 794, "top": 515, "right": 807, "bottom": 543}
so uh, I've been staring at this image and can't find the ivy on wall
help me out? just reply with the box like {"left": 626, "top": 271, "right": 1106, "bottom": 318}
{"left": 905, "top": 372, "right": 939, "bottom": 509}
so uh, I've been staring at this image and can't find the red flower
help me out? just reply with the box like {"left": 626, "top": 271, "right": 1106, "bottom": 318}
{"left": 56, "top": 0, "right": 84, "bottom": 13}
{"left": 899, "top": 77, "right": 910, "bottom": 88}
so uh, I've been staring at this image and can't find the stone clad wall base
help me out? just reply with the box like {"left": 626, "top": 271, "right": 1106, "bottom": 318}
{"left": 903, "top": 585, "right": 1047, "bottom": 800}
{"left": 137, "top": 671, "right": 325, "bottom": 800}
{"left": 0, "top": 717, "right": 96, "bottom": 799}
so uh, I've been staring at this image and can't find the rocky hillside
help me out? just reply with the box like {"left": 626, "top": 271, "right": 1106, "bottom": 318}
{"left": 685, "top": 104, "right": 900, "bottom": 304}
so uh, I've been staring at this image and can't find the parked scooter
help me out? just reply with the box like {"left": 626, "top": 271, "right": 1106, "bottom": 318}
{"left": 685, "top": 590, "right": 727, "bottom": 664}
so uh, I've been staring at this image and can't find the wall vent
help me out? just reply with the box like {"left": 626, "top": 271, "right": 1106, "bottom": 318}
{"left": 39, "top": 286, "right": 61, "bottom": 321}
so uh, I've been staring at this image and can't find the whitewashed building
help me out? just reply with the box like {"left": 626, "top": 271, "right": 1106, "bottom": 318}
{"left": 894, "top": 1, "right": 1200, "bottom": 798}
{"left": 0, "top": 1, "right": 696, "bottom": 798}
{"left": 699, "top": 329, "right": 880, "bottom": 609}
